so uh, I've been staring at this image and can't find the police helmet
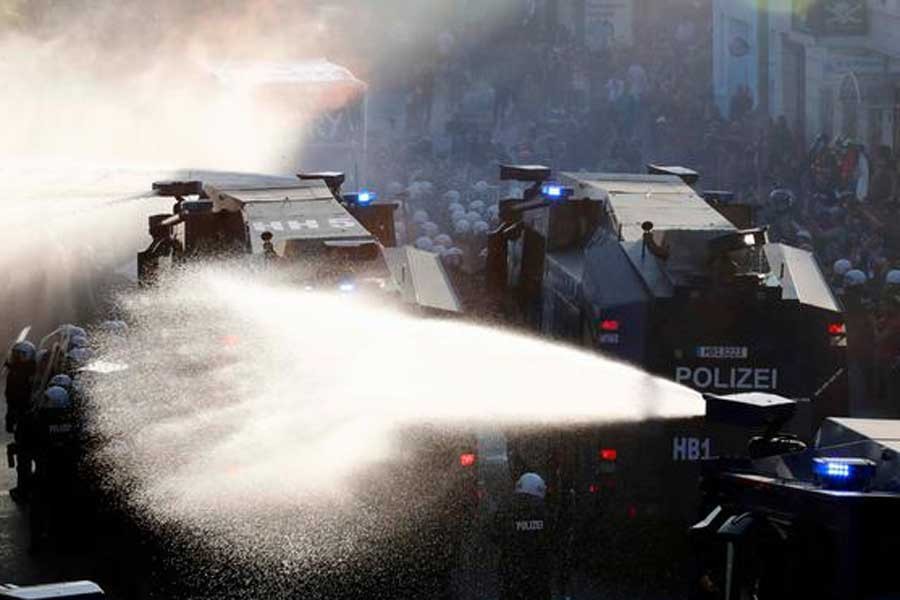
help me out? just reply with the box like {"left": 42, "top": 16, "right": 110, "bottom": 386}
{"left": 454, "top": 219, "right": 471, "bottom": 235}
{"left": 10, "top": 340, "right": 36, "bottom": 364}
{"left": 448, "top": 202, "right": 465, "bottom": 215}
{"left": 469, "top": 200, "right": 485, "bottom": 213}
{"left": 844, "top": 269, "right": 867, "bottom": 288}
{"left": 472, "top": 220, "right": 490, "bottom": 236}
{"left": 67, "top": 347, "right": 93, "bottom": 365}
{"left": 886, "top": 270, "right": 900, "bottom": 286}
{"left": 833, "top": 259, "right": 852, "bottom": 277}
{"left": 42, "top": 386, "right": 71, "bottom": 409}
{"left": 49, "top": 374, "right": 73, "bottom": 390}
{"left": 443, "top": 191, "right": 461, "bottom": 204}
{"left": 413, "top": 210, "right": 430, "bottom": 225}
{"left": 442, "top": 247, "right": 464, "bottom": 269}
{"left": 473, "top": 180, "right": 490, "bottom": 194}
{"left": 515, "top": 473, "right": 547, "bottom": 499}
{"left": 435, "top": 234, "right": 453, "bottom": 247}
{"left": 422, "top": 222, "right": 440, "bottom": 237}
{"left": 69, "top": 335, "right": 89, "bottom": 350}
{"left": 466, "top": 210, "right": 481, "bottom": 222}
{"left": 415, "top": 236, "right": 434, "bottom": 251}
{"left": 432, "top": 244, "right": 447, "bottom": 255}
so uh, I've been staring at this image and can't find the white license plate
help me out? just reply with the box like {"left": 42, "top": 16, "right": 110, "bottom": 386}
{"left": 695, "top": 346, "right": 748, "bottom": 359}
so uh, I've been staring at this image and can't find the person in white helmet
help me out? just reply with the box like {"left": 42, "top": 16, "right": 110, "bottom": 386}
{"left": 434, "top": 234, "right": 453, "bottom": 248}
{"left": 415, "top": 236, "right": 434, "bottom": 252}
{"left": 832, "top": 259, "right": 852, "bottom": 290}
{"left": 493, "top": 472, "right": 553, "bottom": 600}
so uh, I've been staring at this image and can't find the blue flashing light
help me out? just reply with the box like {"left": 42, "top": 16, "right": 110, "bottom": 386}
{"left": 338, "top": 281, "right": 356, "bottom": 293}
{"left": 812, "top": 457, "right": 876, "bottom": 490}
{"left": 540, "top": 182, "right": 573, "bottom": 201}
{"left": 357, "top": 189, "right": 376, "bottom": 205}
{"left": 816, "top": 461, "right": 851, "bottom": 479}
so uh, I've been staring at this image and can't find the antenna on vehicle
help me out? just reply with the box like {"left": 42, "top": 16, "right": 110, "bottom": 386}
{"left": 641, "top": 221, "right": 653, "bottom": 261}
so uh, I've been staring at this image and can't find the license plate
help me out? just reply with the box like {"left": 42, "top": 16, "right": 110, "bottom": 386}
{"left": 695, "top": 346, "right": 748, "bottom": 359}
{"left": 599, "top": 333, "right": 620, "bottom": 345}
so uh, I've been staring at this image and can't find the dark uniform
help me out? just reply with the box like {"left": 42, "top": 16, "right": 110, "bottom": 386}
{"left": 30, "top": 387, "right": 79, "bottom": 545}
{"left": 4, "top": 355, "right": 35, "bottom": 433}
{"left": 493, "top": 492, "right": 553, "bottom": 600}
{"left": 5, "top": 348, "right": 36, "bottom": 501}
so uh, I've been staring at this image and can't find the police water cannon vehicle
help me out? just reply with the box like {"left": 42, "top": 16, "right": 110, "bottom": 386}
{"left": 693, "top": 393, "right": 900, "bottom": 600}
{"left": 488, "top": 164, "right": 846, "bottom": 438}
{"left": 139, "top": 172, "right": 461, "bottom": 313}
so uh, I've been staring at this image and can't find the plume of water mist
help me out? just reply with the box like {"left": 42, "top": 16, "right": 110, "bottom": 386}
{"left": 85, "top": 264, "right": 704, "bottom": 566}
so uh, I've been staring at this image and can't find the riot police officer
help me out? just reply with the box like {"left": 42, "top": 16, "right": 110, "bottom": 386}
{"left": 4, "top": 341, "right": 36, "bottom": 433}
{"left": 5, "top": 341, "right": 36, "bottom": 502}
{"left": 30, "top": 385, "right": 80, "bottom": 546}
{"left": 493, "top": 473, "right": 553, "bottom": 600}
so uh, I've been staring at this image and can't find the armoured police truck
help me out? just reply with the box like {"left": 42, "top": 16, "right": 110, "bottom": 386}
{"left": 484, "top": 166, "right": 848, "bottom": 591}
{"left": 138, "top": 172, "right": 462, "bottom": 314}
{"left": 488, "top": 165, "right": 846, "bottom": 436}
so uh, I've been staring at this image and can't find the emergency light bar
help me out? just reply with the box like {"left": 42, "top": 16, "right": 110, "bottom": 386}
{"left": 813, "top": 457, "right": 876, "bottom": 491}
{"left": 342, "top": 190, "right": 377, "bottom": 206}
{"left": 540, "top": 183, "right": 574, "bottom": 201}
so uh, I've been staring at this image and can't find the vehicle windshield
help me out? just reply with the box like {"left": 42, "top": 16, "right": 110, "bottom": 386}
{"left": 1, "top": 1, "right": 898, "bottom": 599}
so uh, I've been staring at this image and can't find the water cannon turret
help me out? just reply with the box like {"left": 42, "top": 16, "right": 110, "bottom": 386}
{"left": 499, "top": 164, "right": 552, "bottom": 183}
{"left": 152, "top": 180, "right": 203, "bottom": 198}
{"left": 298, "top": 172, "right": 346, "bottom": 197}
{"left": 704, "top": 392, "right": 806, "bottom": 458}
{"left": 647, "top": 164, "right": 700, "bottom": 187}
{"left": 499, "top": 164, "right": 555, "bottom": 204}
{"left": 704, "top": 392, "right": 796, "bottom": 429}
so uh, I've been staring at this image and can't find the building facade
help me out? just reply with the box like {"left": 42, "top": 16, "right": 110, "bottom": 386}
{"left": 714, "top": 0, "right": 900, "bottom": 149}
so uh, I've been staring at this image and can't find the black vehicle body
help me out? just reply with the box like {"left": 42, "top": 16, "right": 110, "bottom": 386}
{"left": 483, "top": 166, "right": 849, "bottom": 591}
{"left": 490, "top": 166, "right": 846, "bottom": 438}
{"left": 138, "top": 174, "right": 462, "bottom": 314}
{"left": 694, "top": 396, "right": 900, "bottom": 600}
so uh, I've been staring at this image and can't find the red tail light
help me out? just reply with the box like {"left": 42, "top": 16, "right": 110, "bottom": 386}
{"left": 459, "top": 453, "right": 476, "bottom": 467}
{"left": 600, "top": 319, "right": 620, "bottom": 332}
{"left": 599, "top": 448, "right": 618, "bottom": 461}
{"left": 588, "top": 484, "right": 599, "bottom": 494}
{"left": 828, "top": 323, "right": 845, "bottom": 336}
